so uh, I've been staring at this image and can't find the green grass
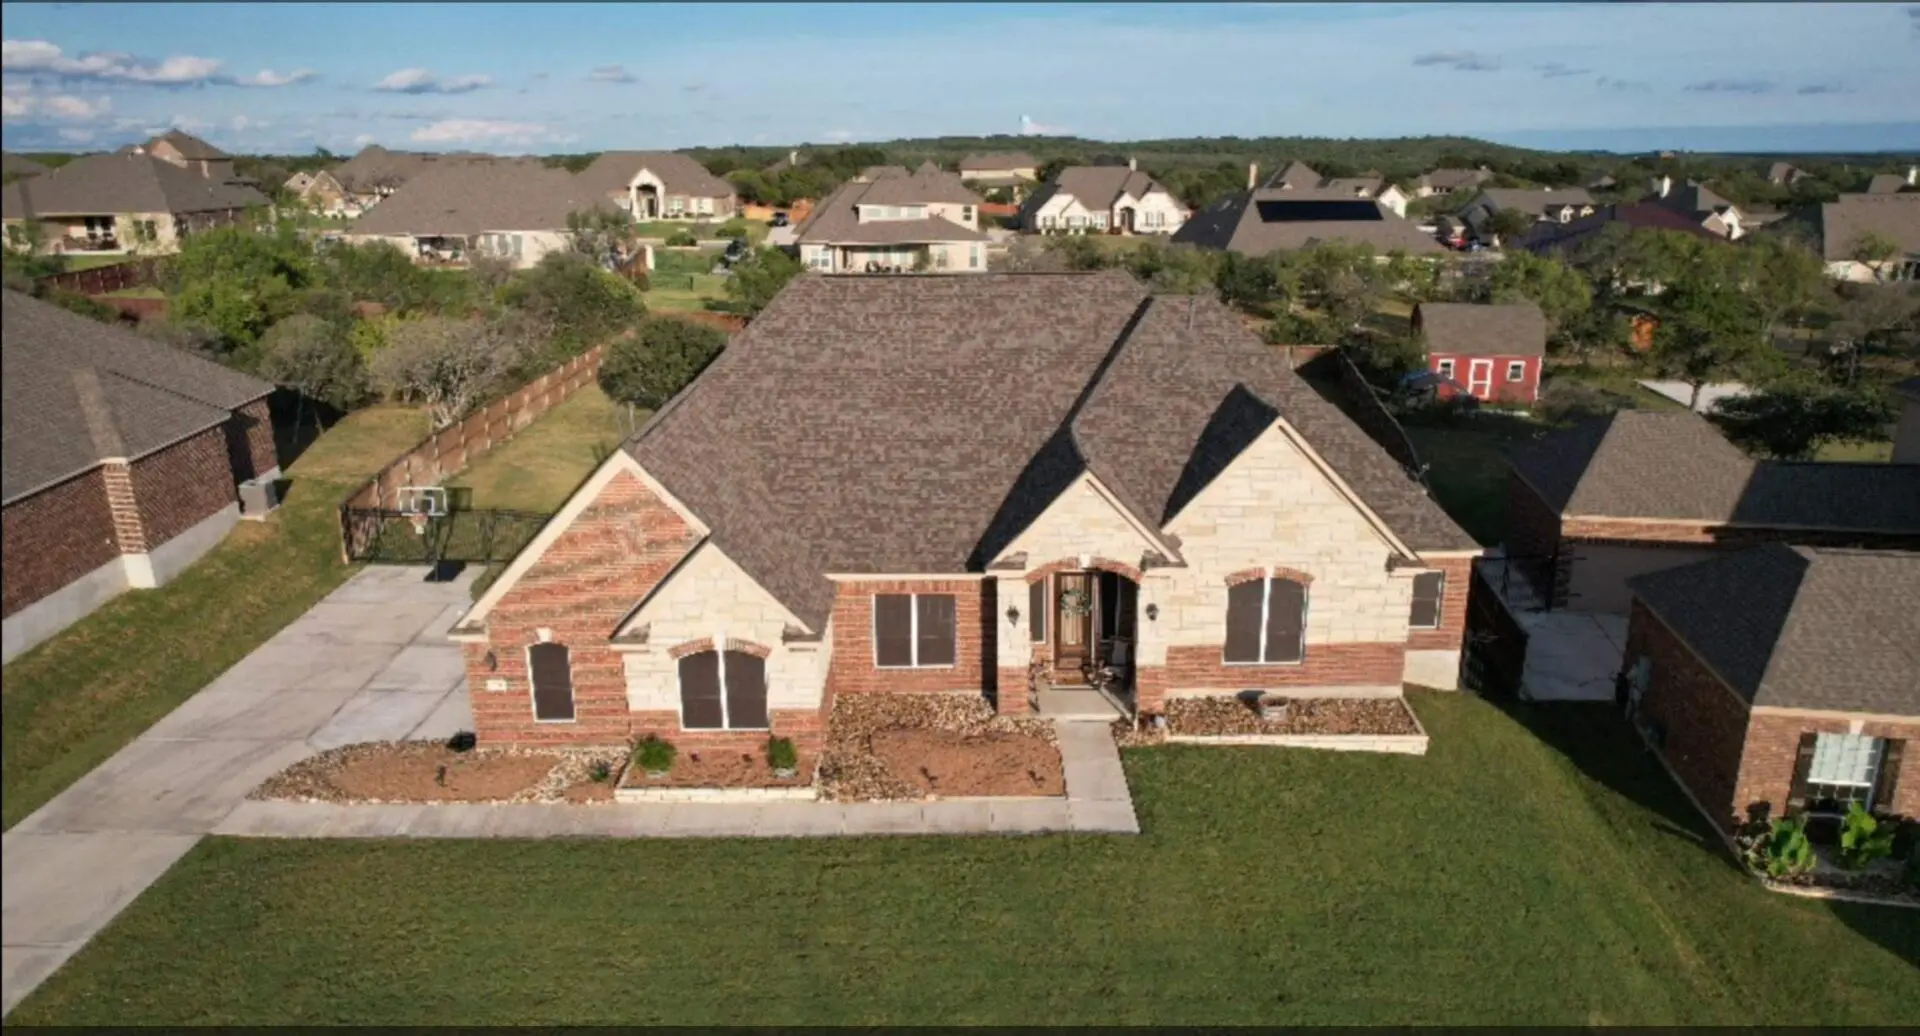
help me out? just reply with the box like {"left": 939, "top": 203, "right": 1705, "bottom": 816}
{"left": 12, "top": 694, "right": 1917, "bottom": 1025}
{"left": 59, "top": 253, "right": 136, "bottom": 271}
{"left": 100, "top": 285, "right": 165, "bottom": 299}
{"left": 0, "top": 405, "right": 429, "bottom": 831}
{"left": 1814, "top": 439, "right": 1894, "bottom": 462}
{"left": 445, "top": 384, "right": 635, "bottom": 513}
{"left": 1404, "top": 417, "right": 1544, "bottom": 546}
{"left": 642, "top": 272, "right": 731, "bottom": 313}
{"left": 1544, "top": 363, "right": 1687, "bottom": 412}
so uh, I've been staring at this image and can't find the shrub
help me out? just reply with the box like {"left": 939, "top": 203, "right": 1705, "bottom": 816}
{"left": 598, "top": 314, "right": 729, "bottom": 411}
{"left": 634, "top": 736, "right": 676, "bottom": 774}
{"left": 588, "top": 760, "right": 613, "bottom": 783}
{"left": 500, "top": 251, "right": 647, "bottom": 368}
{"left": 46, "top": 289, "right": 119, "bottom": 324}
{"left": 665, "top": 229, "right": 699, "bottom": 247}
{"left": 766, "top": 736, "right": 798, "bottom": 773}
{"left": 1836, "top": 803, "right": 1897, "bottom": 871}
{"left": 1755, "top": 816, "right": 1816, "bottom": 878}
{"left": 714, "top": 218, "right": 749, "bottom": 239}
{"left": 256, "top": 314, "right": 369, "bottom": 412}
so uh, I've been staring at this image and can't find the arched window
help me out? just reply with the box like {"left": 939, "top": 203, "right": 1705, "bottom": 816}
{"left": 678, "top": 650, "right": 770, "bottom": 730}
{"left": 1224, "top": 577, "right": 1307, "bottom": 665}
{"left": 528, "top": 642, "right": 574, "bottom": 722}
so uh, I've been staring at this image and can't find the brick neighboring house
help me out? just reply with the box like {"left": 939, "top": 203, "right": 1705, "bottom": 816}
{"left": 576, "top": 151, "right": 739, "bottom": 221}
{"left": 1413, "top": 167, "right": 1494, "bottom": 198}
{"left": 2, "top": 290, "right": 278, "bottom": 662}
{"left": 1, "top": 148, "right": 269, "bottom": 257}
{"left": 448, "top": 272, "right": 1480, "bottom": 750}
{"left": 1623, "top": 544, "right": 1917, "bottom": 835}
{"left": 141, "top": 129, "right": 237, "bottom": 182}
{"left": 1506, "top": 409, "right": 1920, "bottom": 614}
{"left": 1411, "top": 301, "right": 1546, "bottom": 405}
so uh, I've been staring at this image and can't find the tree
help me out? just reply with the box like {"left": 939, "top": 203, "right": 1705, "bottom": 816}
{"left": 1214, "top": 250, "right": 1278, "bottom": 310}
{"left": 1382, "top": 249, "right": 1444, "bottom": 307}
{"left": 1711, "top": 383, "right": 1895, "bottom": 460}
{"left": 256, "top": 314, "right": 368, "bottom": 422}
{"left": 1848, "top": 231, "right": 1901, "bottom": 284}
{"left": 1828, "top": 283, "right": 1920, "bottom": 383}
{"left": 597, "top": 315, "right": 729, "bottom": 412}
{"left": 168, "top": 225, "right": 315, "bottom": 358}
{"left": 1124, "top": 241, "right": 1217, "bottom": 294}
{"left": 1481, "top": 249, "right": 1592, "bottom": 338}
{"left": 1481, "top": 207, "right": 1535, "bottom": 245}
{"left": 566, "top": 207, "right": 641, "bottom": 270}
{"left": 723, "top": 246, "right": 804, "bottom": 317}
{"left": 1649, "top": 279, "right": 1774, "bottom": 410}
{"left": 371, "top": 316, "right": 525, "bottom": 429}
{"left": 501, "top": 251, "right": 648, "bottom": 366}
{"left": 1734, "top": 235, "right": 1825, "bottom": 342}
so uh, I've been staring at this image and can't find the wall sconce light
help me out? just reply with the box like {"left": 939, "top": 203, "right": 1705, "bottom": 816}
{"left": 484, "top": 651, "right": 498, "bottom": 671}
{"left": 1006, "top": 604, "right": 1021, "bottom": 627}
{"left": 1145, "top": 603, "right": 1160, "bottom": 622}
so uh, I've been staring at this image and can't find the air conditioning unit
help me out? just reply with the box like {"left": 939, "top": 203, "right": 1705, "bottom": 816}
{"left": 238, "top": 477, "right": 280, "bottom": 520}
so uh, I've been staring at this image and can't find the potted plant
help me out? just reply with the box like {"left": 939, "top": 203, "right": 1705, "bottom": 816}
{"left": 1257, "top": 697, "right": 1290, "bottom": 723}
{"left": 767, "top": 736, "right": 799, "bottom": 780}
{"left": 633, "top": 736, "right": 676, "bottom": 780}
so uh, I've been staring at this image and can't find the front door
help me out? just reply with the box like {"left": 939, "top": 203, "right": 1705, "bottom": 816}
{"left": 1467, "top": 359, "right": 1494, "bottom": 400}
{"left": 1053, "top": 572, "right": 1094, "bottom": 683}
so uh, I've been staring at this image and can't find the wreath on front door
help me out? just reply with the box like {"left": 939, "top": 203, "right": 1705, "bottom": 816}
{"left": 1058, "top": 587, "right": 1093, "bottom": 618}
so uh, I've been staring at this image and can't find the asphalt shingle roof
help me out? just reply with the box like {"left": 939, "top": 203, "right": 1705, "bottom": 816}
{"left": 2, "top": 290, "right": 273, "bottom": 503}
{"left": 794, "top": 175, "right": 985, "bottom": 247}
{"left": 2, "top": 152, "right": 50, "bottom": 179}
{"left": 148, "top": 130, "right": 229, "bottom": 161}
{"left": 1629, "top": 544, "right": 1920, "bottom": 716}
{"left": 1805, "top": 193, "right": 1920, "bottom": 262}
{"left": 576, "top": 151, "right": 736, "bottom": 200}
{"left": 1866, "top": 173, "right": 1908, "bottom": 195}
{"left": 1414, "top": 302, "right": 1549, "bottom": 357}
{"left": 346, "top": 161, "right": 611, "bottom": 236}
{"left": 1173, "top": 189, "right": 1446, "bottom": 256}
{"left": 959, "top": 152, "right": 1036, "bottom": 172}
{"left": 625, "top": 272, "right": 1473, "bottom": 631}
{"left": 4, "top": 151, "right": 268, "bottom": 217}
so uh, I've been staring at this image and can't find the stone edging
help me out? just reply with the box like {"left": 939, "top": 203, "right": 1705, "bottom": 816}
{"left": 1164, "top": 733, "right": 1429, "bottom": 755}
{"left": 614, "top": 785, "right": 820, "bottom": 803}
{"left": 1753, "top": 875, "right": 1920, "bottom": 910}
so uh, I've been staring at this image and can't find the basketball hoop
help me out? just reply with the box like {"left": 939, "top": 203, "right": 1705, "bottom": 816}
{"left": 409, "top": 512, "right": 431, "bottom": 537}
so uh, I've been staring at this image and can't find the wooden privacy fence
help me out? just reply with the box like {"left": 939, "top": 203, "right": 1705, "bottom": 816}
{"left": 1333, "top": 348, "right": 1428, "bottom": 486}
{"left": 34, "top": 257, "right": 163, "bottom": 296}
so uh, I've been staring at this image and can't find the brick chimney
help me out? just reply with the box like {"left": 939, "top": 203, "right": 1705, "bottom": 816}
{"left": 1248, "top": 163, "right": 1258, "bottom": 190}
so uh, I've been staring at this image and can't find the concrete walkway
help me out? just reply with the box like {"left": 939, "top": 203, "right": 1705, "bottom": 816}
{"left": 1517, "top": 609, "right": 1629, "bottom": 702}
{"left": 214, "top": 717, "right": 1138, "bottom": 839}
{"left": 1, "top": 566, "right": 475, "bottom": 1016}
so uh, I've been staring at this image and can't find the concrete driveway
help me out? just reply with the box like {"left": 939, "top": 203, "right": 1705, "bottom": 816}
{"left": 1516, "top": 609, "right": 1629, "bottom": 702}
{"left": 1, "top": 565, "right": 475, "bottom": 1016}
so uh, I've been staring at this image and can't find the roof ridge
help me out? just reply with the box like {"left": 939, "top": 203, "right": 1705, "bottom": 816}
{"left": 70, "top": 367, "right": 128, "bottom": 459}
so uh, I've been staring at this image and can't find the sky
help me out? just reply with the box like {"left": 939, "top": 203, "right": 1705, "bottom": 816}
{"left": 3, "top": 2, "right": 1918, "bottom": 156}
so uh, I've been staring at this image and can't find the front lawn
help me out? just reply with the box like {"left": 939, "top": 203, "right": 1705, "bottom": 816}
{"left": 0, "top": 405, "right": 428, "bottom": 831}
{"left": 642, "top": 272, "right": 731, "bottom": 313}
{"left": 13, "top": 693, "right": 1916, "bottom": 1024}
{"left": 445, "top": 383, "right": 635, "bottom": 513}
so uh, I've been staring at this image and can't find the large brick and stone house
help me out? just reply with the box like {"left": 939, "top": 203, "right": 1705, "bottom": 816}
{"left": 1623, "top": 545, "right": 1917, "bottom": 835}
{"left": 2, "top": 290, "right": 278, "bottom": 662}
{"left": 1506, "top": 410, "right": 1920, "bottom": 614}
{"left": 448, "top": 272, "right": 1480, "bottom": 752}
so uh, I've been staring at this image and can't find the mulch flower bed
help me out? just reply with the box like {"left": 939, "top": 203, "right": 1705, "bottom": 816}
{"left": 619, "top": 747, "right": 815, "bottom": 790}
{"left": 1119, "top": 696, "right": 1421, "bottom": 743}
{"left": 1733, "top": 828, "right": 1920, "bottom": 906}
{"left": 820, "top": 693, "right": 1063, "bottom": 801}
{"left": 255, "top": 742, "right": 627, "bottom": 805}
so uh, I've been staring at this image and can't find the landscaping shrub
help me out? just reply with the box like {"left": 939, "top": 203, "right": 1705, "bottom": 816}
{"left": 256, "top": 314, "right": 369, "bottom": 414}
{"left": 665, "top": 229, "right": 699, "bottom": 247}
{"left": 46, "top": 288, "right": 119, "bottom": 324}
{"left": 500, "top": 252, "right": 647, "bottom": 371}
{"left": 714, "top": 218, "right": 749, "bottom": 239}
{"left": 1836, "top": 803, "right": 1897, "bottom": 871}
{"left": 1752, "top": 816, "right": 1816, "bottom": 878}
{"left": 598, "top": 314, "right": 729, "bottom": 411}
{"left": 766, "top": 736, "right": 798, "bottom": 774}
{"left": 634, "top": 736, "right": 676, "bottom": 774}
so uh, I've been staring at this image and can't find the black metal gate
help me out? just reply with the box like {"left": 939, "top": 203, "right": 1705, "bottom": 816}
{"left": 1462, "top": 560, "right": 1529, "bottom": 698}
{"left": 340, "top": 507, "right": 552, "bottom": 565}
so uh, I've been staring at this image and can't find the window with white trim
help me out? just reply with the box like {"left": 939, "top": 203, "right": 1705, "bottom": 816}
{"left": 1506, "top": 360, "right": 1526, "bottom": 382}
{"left": 873, "top": 593, "right": 957, "bottom": 668}
{"left": 1223, "top": 576, "right": 1307, "bottom": 665}
{"left": 1436, "top": 358, "right": 1456, "bottom": 380}
{"left": 969, "top": 244, "right": 982, "bottom": 269}
{"left": 1806, "top": 733, "right": 1885, "bottom": 812}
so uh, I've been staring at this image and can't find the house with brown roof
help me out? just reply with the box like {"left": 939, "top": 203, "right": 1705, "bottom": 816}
{"left": 1893, "top": 376, "right": 1920, "bottom": 464}
{"left": 1791, "top": 193, "right": 1920, "bottom": 282}
{"left": 1459, "top": 187, "right": 1597, "bottom": 239}
{"left": 1505, "top": 410, "right": 1920, "bottom": 615}
{"left": 445, "top": 272, "right": 1481, "bottom": 749}
{"left": 324, "top": 145, "right": 501, "bottom": 214}
{"left": 2, "top": 152, "right": 50, "bottom": 182}
{"left": 342, "top": 161, "right": 614, "bottom": 268}
{"left": 1767, "top": 162, "right": 1808, "bottom": 187}
{"left": 1647, "top": 176, "right": 1749, "bottom": 239}
{"left": 794, "top": 164, "right": 987, "bottom": 273}
{"left": 1516, "top": 202, "right": 1726, "bottom": 258}
{"left": 1622, "top": 544, "right": 1918, "bottom": 836}
{"left": 1412, "top": 302, "right": 1547, "bottom": 405}
{"left": 1019, "top": 160, "right": 1188, "bottom": 236}
{"left": 1414, "top": 167, "right": 1494, "bottom": 198}
{"left": 1173, "top": 188, "right": 1447, "bottom": 257}
{"left": 2, "top": 290, "right": 279, "bottom": 662}
{"left": 285, "top": 169, "right": 349, "bottom": 213}
{"left": 1866, "top": 168, "right": 1916, "bottom": 195}
{"left": 142, "top": 130, "right": 236, "bottom": 182}
{"left": 1, "top": 150, "right": 269, "bottom": 257}
{"left": 958, "top": 151, "right": 1039, "bottom": 188}
{"left": 1260, "top": 162, "right": 1409, "bottom": 217}
{"left": 576, "top": 151, "right": 738, "bottom": 221}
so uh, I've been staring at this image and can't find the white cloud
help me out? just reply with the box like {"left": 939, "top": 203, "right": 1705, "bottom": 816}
{"left": 374, "top": 67, "right": 493, "bottom": 94}
{"left": 1, "top": 39, "right": 317, "bottom": 88}
{"left": 57, "top": 126, "right": 96, "bottom": 143}
{"left": 587, "top": 64, "right": 636, "bottom": 84}
{"left": 232, "top": 68, "right": 318, "bottom": 87}
{"left": 0, "top": 84, "right": 112, "bottom": 121}
{"left": 410, "top": 118, "right": 549, "bottom": 145}
{"left": 230, "top": 114, "right": 272, "bottom": 132}
{"left": 353, "top": 133, "right": 377, "bottom": 147}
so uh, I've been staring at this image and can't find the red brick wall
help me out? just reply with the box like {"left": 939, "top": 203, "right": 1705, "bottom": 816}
{"left": 827, "top": 579, "right": 990, "bottom": 696}
{"left": 1626, "top": 600, "right": 1753, "bottom": 831}
{"left": 1135, "top": 665, "right": 1169, "bottom": 714}
{"left": 130, "top": 425, "right": 237, "bottom": 546}
{"left": 1164, "top": 641, "right": 1406, "bottom": 691}
{"left": 1406, "top": 555, "right": 1473, "bottom": 652}
{"left": 0, "top": 468, "right": 119, "bottom": 619}
{"left": 470, "top": 469, "right": 700, "bottom": 744}
{"left": 1736, "top": 712, "right": 1920, "bottom": 825}
{"left": 102, "top": 463, "right": 147, "bottom": 553}
{"left": 227, "top": 397, "right": 279, "bottom": 482}
{"left": 630, "top": 706, "right": 827, "bottom": 757}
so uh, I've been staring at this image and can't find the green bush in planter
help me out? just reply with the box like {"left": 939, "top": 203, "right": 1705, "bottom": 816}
{"left": 1759, "top": 816, "right": 1816, "bottom": 878}
{"left": 715, "top": 218, "right": 749, "bottom": 239}
{"left": 1836, "top": 803, "right": 1897, "bottom": 870}
{"left": 766, "top": 736, "right": 798, "bottom": 774}
{"left": 665, "top": 229, "right": 699, "bottom": 247}
{"left": 633, "top": 736, "right": 676, "bottom": 775}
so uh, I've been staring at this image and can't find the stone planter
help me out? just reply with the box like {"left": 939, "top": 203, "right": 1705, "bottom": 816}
{"left": 773, "top": 766, "right": 798, "bottom": 780}
{"left": 1257, "top": 699, "right": 1289, "bottom": 723}
{"left": 645, "top": 769, "right": 671, "bottom": 780}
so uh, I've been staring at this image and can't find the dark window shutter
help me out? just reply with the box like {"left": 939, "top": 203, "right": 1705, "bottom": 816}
{"left": 1872, "top": 739, "right": 1904, "bottom": 814}
{"left": 678, "top": 651, "right": 724, "bottom": 729}
{"left": 723, "top": 651, "right": 769, "bottom": 729}
{"left": 916, "top": 594, "right": 957, "bottom": 667}
{"left": 1029, "top": 578, "right": 1046, "bottom": 644}
{"left": 874, "top": 594, "right": 913, "bottom": 666}
{"left": 528, "top": 643, "right": 574, "bottom": 721}
{"left": 1265, "top": 579, "right": 1307, "bottom": 663}
{"left": 1224, "top": 580, "right": 1265, "bottom": 663}
{"left": 1410, "top": 572, "right": 1444, "bottom": 628}
{"left": 1784, "top": 732, "right": 1819, "bottom": 816}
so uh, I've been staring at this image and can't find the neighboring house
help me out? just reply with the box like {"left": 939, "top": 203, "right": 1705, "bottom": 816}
{"left": 1791, "top": 193, "right": 1920, "bottom": 282}
{"left": 1866, "top": 168, "right": 1916, "bottom": 195}
{"left": 141, "top": 130, "right": 236, "bottom": 182}
{"left": 1, "top": 150, "right": 269, "bottom": 256}
{"left": 576, "top": 151, "right": 738, "bottom": 221}
{"left": 286, "top": 169, "right": 349, "bottom": 212}
{"left": 794, "top": 164, "right": 987, "bottom": 273}
{"left": 1893, "top": 376, "right": 1920, "bottom": 464}
{"left": 1767, "top": 162, "right": 1808, "bottom": 186}
{"left": 1411, "top": 302, "right": 1546, "bottom": 405}
{"left": 1261, "top": 163, "right": 1409, "bottom": 217}
{"left": 1587, "top": 174, "right": 1618, "bottom": 191}
{"left": 1622, "top": 544, "right": 1918, "bottom": 835}
{"left": 1648, "top": 176, "right": 1747, "bottom": 239}
{"left": 1517, "top": 202, "right": 1724, "bottom": 258}
{"left": 1018, "top": 160, "right": 1188, "bottom": 235}
{"left": 342, "top": 161, "right": 614, "bottom": 269}
{"left": 1459, "top": 187, "right": 1598, "bottom": 237}
{"left": 1174, "top": 189, "right": 1447, "bottom": 256}
{"left": 1413, "top": 167, "right": 1494, "bottom": 198}
{"left": 446, "top": 272, "right": 1480, "bottom": 748}
{"left": 2, "top": 290, "right": 279, "bottom": 663}
{"left": 1264, "top": 161, "right": 1327, "bottom": 192}
{"left": 764, "top": 149, "right": 805, "bottom": 175}
{"left": 1506, "top": 409, "right": 1920, "bottom": 614}
{"left": 2, "top": 152, "right": 50, "bottom": 181}
{"left": 958, "top": 151, "right": 1039, "bottom": 188}
{"left": 327, "top": 145, "right": 498, "bottom": 213}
